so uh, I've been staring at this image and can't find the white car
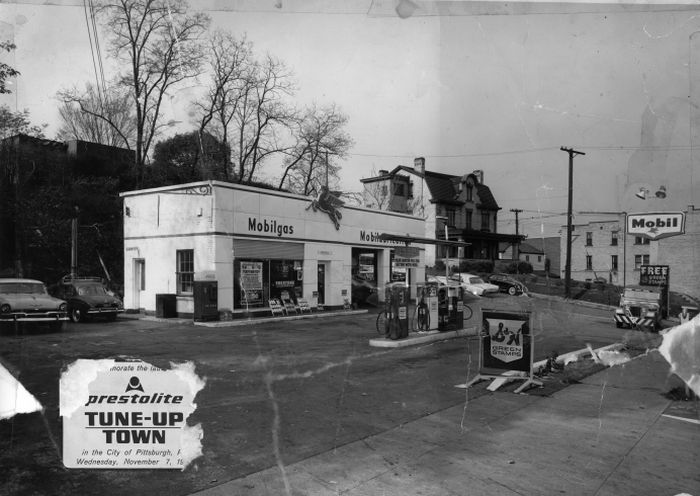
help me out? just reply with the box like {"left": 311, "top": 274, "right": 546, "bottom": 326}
{"left": 452, "top": 273, "right": 499, "bottom": 296}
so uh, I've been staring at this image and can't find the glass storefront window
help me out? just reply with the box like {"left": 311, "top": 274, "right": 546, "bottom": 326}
{"left": 234, "top": 259, "right": 303, "bottom": 309}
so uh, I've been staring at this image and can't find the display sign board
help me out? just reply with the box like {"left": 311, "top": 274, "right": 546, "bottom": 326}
{"left": 481, "top": 311, "right": 531, "bottom": 372}
{"left": 393, "top": 257, "right": 419, "bottom": 268}
{"left": 639, "top": 265, "right": 669, "bottom": 286}
{"left": 60, "top": 359, "right": 204, "bottom": 470}
{"left": 240, "top": 262, "right": 263, "bottom": 290}
{"left": 626, "top": 212, "right": 685, "bottom": 240}
{"left": 639, "top": 265, "right": 670, "bottom": 318}
{"left": 462, "top": 310, "right": 542, "bottom": 394}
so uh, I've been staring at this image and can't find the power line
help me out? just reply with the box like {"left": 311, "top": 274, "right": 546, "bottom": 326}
{"left": 347, "top": 147, "right": 555, "bottom": 159}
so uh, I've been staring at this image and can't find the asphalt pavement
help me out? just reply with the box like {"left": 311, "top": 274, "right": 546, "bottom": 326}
{"left": 1, "top": 293, "right": 697, "bottom": 496}
{"left": 192, "top": 349, "right": 699, "bottom": 496}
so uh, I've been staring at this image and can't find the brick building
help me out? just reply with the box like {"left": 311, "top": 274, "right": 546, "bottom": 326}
{"left": 559, "top": 207, "right": 699, "bottom": 300}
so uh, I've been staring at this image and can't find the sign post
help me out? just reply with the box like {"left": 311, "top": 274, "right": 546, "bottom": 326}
{"left": 462, "top": 310, "right": 542, "bottom": 393}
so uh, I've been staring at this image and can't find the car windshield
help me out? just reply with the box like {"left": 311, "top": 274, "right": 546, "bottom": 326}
{"left": 76, "top": 284, "right": 108, "bottom": 296}
{"left": 0, "top": 282, "right": 47, "bottom": 295}
{"left": 469, "top": 277, "right": 485, "bottom": 284}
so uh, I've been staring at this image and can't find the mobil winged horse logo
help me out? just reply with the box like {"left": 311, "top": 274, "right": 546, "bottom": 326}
{"left": 306, "top": 186, "right": 344, "bottom": 230}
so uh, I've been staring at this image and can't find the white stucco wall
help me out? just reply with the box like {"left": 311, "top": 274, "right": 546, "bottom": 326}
{"left": 121, "top": 181, "right": 425, "bottom": 313}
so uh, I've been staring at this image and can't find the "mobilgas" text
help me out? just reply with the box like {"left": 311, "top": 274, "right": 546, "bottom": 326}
{"left": 248, "top": 217, "right": 294, "bottom": 237}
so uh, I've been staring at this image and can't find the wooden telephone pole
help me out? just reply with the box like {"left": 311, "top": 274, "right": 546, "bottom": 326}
{"left": 510, "top": 208, "right": 523, "bottom": 261}
{"left": 560, "top": 147, "right": 586, "bottom": 299}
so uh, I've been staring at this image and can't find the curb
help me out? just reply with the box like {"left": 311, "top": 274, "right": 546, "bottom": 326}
{"left": 369, "top": 325, "right": 479, "bottom": 348}
{"left": 194, "top": 309, "right": 368, "bottom": 327}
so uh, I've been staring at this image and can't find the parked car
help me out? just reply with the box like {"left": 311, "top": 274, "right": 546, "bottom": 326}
{"left": 487, "top": 273, "right": 528, "bottom": 295}
{"left": 50, "top": 276, "right": 124, "bottom": 322}
{"left": 351, "top": 276, "right": 379, "bottom": 307}
{"left": 451, "top": 273, "right": 500, "bottom": 296}
{"left": 0, "top": 278, "right": 68, "bottom": 331}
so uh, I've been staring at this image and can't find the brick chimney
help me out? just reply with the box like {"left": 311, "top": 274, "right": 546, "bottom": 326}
{"left": 414, "top": 157, "right": 425, "bottom": 175}
{"left": 472, "top": 169, "right": 484, "bottom": 184}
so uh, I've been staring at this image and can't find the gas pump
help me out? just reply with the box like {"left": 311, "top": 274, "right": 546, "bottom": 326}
{"left": 384, "top": 283, "right": 409, "bottom": 339}
{"left": 437, "top": 286, "right": 449, "bottom": 331}
{"left": 425, "top": 281, "right": 440, "bottom": 331}
{"left": 448, "top": 285, "right": 464, "bottom": 330}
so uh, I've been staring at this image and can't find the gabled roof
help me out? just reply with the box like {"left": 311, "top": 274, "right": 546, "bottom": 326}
{"left": 518, "top": 242, "right": 545, "bottom": 254}
{"left": 360, "top": 165, "right": 501, "bottom": 210}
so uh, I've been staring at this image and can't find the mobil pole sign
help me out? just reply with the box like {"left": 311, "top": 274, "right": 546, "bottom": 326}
{"left": 626, "top": 212, "right": 685, "bottom": 240}
{"left": 463, "top": 310, "right": 542, "bottom": 394}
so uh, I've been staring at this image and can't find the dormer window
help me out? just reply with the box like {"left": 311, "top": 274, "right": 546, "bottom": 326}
{"left": 466, "top": 185, "right": 473, "bottom": 202}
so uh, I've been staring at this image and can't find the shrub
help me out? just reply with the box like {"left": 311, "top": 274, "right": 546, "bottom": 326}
{"left": 457, "top": 260, "right": 494, "bottom": 274}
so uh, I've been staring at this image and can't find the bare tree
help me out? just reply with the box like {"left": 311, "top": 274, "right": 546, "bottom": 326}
{"left": 232, "top": 53, "right": 296, "bottom": 183}
{"left": 63, "top": 0, "right": 209, "bottom": 182}
{"left": 278, "top": 103, "right": 353, "bottom": 195}
{"left": 194, "top": 31, "right": 254, "bottom": 180}
{"left": 56, "top": 83, "right": 135, "bottom": 148}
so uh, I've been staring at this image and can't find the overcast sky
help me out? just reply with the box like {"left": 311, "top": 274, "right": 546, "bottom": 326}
{"left": 1, "top": 0, "right": 700, "bottom": 238}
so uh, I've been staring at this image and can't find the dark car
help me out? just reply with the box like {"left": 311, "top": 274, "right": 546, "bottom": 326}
{"left": 487, "top": 273, "right": 528, "bottom": 295}
{"left": 352, "top": 276, "right": 379, "bottom": 307}
{"left": 51, "top": 276, "right": 124, "bottom": 322}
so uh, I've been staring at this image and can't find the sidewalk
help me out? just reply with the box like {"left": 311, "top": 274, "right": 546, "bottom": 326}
{"left": 191, "top": 350, "right": 699, "bottom": 496}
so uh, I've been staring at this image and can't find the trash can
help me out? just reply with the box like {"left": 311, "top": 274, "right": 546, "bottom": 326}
{"left": 155, "top": 294, "right": 177, "bottom": 318}
{"left": 193, "top": 281, "right": 219, "bottom": 322}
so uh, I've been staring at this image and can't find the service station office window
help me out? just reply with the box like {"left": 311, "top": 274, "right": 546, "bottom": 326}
{"left": 234, "top": 259, "right": 303, "bottom": 309}
{"left": 176, "top": 249, "right": 194, "bottom": 295}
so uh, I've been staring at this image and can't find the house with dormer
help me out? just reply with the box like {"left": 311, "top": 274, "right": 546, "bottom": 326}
{"left": 360, "top": 157, "right": 523, "bottom": 267}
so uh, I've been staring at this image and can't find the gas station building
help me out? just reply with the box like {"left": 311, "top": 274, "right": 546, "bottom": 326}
{"left": 120, "top": 181, "right": 426, "bottom": 317}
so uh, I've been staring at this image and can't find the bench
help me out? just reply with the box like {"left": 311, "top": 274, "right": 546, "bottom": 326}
{"left": 269, "top": 299, "right": 286, "bottom": 316}
{"left": 297, "top": 298, "right": 311, "bottom": 313}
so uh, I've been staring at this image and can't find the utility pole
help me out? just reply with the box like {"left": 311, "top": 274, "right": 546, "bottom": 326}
{"left": 510, "top": 208, "right": 523, "bottom": 262}
{"left": 561, "top": 147, "right": 586, "bottom": 299}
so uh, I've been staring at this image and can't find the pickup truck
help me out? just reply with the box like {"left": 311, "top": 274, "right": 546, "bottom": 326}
{"left": 614, "top": 286, "right": 664, "bottom": 332}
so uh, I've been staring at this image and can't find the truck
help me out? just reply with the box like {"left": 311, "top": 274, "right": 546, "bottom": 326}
{"left": 614, "top": 286, "right": 664, "bottom": 332}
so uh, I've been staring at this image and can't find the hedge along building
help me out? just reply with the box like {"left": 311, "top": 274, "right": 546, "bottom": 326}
{"left": 120, "top": 181, "right": 426, "bottom": 316}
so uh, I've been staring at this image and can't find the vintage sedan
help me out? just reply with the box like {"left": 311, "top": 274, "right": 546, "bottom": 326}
{"left": 452, "top": 273, "right": 500, "bottom": 296}
{"left": 0, "top": 278, "right": 68, "bottom": 330}
{"left": 487, "top": 273, "right": 528, "bottom": 295}
{"left": 50, "top": 276, "right": 124, "bottom": 322}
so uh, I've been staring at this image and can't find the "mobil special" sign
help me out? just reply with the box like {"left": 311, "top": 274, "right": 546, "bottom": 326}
{"left": 626, "top": 212, "right": 685, "bottom": 241}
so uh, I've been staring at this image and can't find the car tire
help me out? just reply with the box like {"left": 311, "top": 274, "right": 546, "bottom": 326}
{"left": 70, "top": 307, "right": 84, "bottom": 323}
{"left": 508, "top": 286, "right": 517, "bottom": 296}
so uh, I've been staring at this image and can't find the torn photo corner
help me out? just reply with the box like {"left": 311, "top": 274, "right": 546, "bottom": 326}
{"left": 658, "top": 315, "right": 700, "bottom": 397}
{"left": 59, "top": 358, "right": 206, "bottom": 470}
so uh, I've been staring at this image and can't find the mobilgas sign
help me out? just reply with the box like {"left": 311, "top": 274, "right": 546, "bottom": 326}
{"left": 626, "top": 212, "right": 685, "bottom": 240}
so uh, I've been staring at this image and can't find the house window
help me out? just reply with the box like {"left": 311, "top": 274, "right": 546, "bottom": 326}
{"left": 465, "top": 210, "right": 472, "bottom": 230}
{"left": 447, "top": 209, "right": 456, "bottom": 227}
{"left": 611, "top": 255, "right": 618, "bottom": 270}
{"left": 381, "top": 185, "right": 388, "bottom": 197}
{"left": 611, "top": 232, "right": 618, "bottom": 246}
{"left": 393, "top": 183, "right": 405, "bottom": 196}
{"left": 537, "top": 255, "right": 542, "bottom": 262}
{"left": 634, "top": 236, "right": 650, "bottom": 245}
{"left": 586, "top": 232, "right": 593, "bottom": 246}
{"left": 481, "top": 211, "right": 489, "bottom": 230}
{"left": 466, "top": 185, "right": 473, "bottom": 201}
{"left": 634, "top": 254, "right": 650, "bottom": 270}
{"left": 586, "top": 255, "right": 593, "bottom": 270}
{"left": 176, "top": 249, "right": 194, "bottom": 294}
